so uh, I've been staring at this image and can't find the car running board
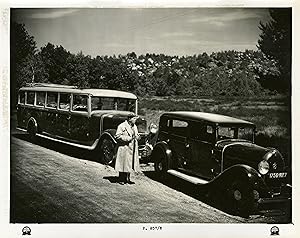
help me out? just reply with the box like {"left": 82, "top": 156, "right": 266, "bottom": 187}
{"left": 167, "top": 170, "right": 209, "bottom": 185}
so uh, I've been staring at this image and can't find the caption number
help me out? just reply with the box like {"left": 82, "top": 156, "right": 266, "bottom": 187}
{"left": 142, "top": 226, "right": 162, "bottom": 231}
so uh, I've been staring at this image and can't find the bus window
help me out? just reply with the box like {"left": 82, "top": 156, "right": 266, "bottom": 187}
{"left": 91, "top": 97, "right": 103, "bottom": 110}
{"left": 72, "top": 94, "right": 88, "bottom": 112}
{"left": 59, "top": 93, "right": 71, "bottom": 110}
{"left": 46, "top": 92, "right": 58, "bottom": 108}
{"left": 19, "top": 91, "right": 25, "bottom": 104}
{"left": 36, "top": 92, "right": 45, "bottom": 106}
{"left": 26, "top": 91, "right": 35, "bottom": 105}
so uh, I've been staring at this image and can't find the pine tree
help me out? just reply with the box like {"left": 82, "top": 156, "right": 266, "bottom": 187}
{"left": 257, "top": 8, "right": 291, "bottom": 92}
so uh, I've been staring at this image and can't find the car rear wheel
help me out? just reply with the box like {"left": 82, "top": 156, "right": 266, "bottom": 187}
{"left": 100, "top": 138, "right": 116, "bottom": 165}
{"left": 154, "top": 148, "right": 168, "bottom": 179}
{"left": 226, "top": 180, "right": 255, "bottom": 218}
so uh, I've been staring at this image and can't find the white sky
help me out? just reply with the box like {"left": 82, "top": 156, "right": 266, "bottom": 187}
{"left": 11, "top": 8, "right": 271, "bottom": 57}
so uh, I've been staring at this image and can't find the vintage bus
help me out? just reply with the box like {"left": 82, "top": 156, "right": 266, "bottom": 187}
{"left": 16, "top": 83, "right": 150, "bottom": 164}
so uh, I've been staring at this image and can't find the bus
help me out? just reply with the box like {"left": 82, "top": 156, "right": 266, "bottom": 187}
{"left": 16, "top": 83, "right": 150, "bottom": 164}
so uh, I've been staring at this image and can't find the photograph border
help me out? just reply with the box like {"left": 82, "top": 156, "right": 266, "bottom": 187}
{"left": 1, "top": 0, "right": 299, "bottom": 237}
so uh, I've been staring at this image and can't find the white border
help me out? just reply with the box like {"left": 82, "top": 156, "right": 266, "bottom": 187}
{"left": 1, "top": 1, "right": 299, "bottom": 238}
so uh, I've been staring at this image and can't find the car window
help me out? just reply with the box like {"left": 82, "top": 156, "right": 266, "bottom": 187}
{"left": 218, "top": 127, "right": 235, "bottom": 139}
{"left": 59, "top": 93, "right": 71, "bottom": 110}
{"left": 238, "top": 127, "right": 254, "bottom": 141}
{"left": 72, "top": 94, "right": 88, "bottom": 112}
{"left": 26, "top": 91, "right": 35, "bottom": 105}
{"left": 46, "top": 92, "right": 58, "bottom": 108}
{"left": 171, "top": 120, "right": 188, "bottom": 136}
{"left": 36, "top": 92, "right": 45, "bottom": 106}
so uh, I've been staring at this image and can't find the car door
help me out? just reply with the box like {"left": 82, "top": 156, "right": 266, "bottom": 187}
{"left": 185, "top": 122, "right": 219, "bottom": 180}
{"left": 167, "top": 119, "right": 189, "bottom": 170}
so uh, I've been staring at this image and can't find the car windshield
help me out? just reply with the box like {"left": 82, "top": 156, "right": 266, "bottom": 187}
{"left": 91, "top": 96, "right": 136, "bottom": 112}
{"left": 217, "top": 126, "right": 254, "bottom": 141}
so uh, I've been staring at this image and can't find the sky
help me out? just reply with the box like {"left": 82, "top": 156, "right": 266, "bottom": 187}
{"left": 11, "top": 8, "right": 271, "bottom": 57}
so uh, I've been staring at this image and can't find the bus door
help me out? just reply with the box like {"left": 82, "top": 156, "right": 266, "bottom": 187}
{"left": 57, "top": 93, "right": 72, "bottom": 138}
{"left": 69, "top": 94, "right": 91, "bottom": 144}
{"left": 44, "top": 92, "right": 58, "bottom": 135}
{"left": 17, "top": 91, "right": 26, "bottom": 128}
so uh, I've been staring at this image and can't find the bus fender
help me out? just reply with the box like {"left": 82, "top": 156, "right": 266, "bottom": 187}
{"left": 99, "top": 129, "right": 117, "bottom": 144}
{"left": 27, "top": 117, "right": 38, "bottom": 132}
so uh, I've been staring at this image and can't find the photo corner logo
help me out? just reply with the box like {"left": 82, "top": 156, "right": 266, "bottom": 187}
{"left": 270, "top": 226, "right": 279, "bottom": 236}
{"left": 22, "top": 226, "right": 31, "bottom": 236}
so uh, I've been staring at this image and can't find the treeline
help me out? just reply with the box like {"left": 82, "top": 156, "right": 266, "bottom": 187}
{"left": 11, "top": 18, "right": 289, "bottom": 103}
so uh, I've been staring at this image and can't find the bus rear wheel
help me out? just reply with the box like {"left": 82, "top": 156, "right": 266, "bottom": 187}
{"left": 27, "top": 120, "right": 37, "bottom": 142}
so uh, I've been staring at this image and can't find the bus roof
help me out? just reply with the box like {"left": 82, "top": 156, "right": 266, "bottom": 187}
{"left": 19, "top": 84, "right": 137, "bottom": 100}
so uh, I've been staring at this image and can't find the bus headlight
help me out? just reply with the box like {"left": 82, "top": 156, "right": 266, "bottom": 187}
{"left": 258, "top": 160, "right": 269, "bottom": 175}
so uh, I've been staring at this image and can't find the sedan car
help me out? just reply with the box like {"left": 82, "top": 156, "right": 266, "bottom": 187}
{"left": 150, "top": 111, "right": 291, "bottom": 217}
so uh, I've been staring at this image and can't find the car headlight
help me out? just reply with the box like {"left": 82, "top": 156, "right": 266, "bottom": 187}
{"left": 258, "top": 160, "right": 270, "bottom": 175}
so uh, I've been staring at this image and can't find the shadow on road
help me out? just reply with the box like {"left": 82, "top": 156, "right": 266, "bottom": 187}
{"left": 143, "top": 170, "right": 291, "bottom": 222}
{"left": 11, "top": 132, "right": 98, "bottom": 163}
{"left": 103, "top": 176, "right": 122, "bottom": 184}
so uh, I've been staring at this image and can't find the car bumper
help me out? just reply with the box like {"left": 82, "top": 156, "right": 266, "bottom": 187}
{"left": 257, "top": 183, "right": 291, "bottom": 210}
{"left": 138, "top": 144, "right": 153, "bottom": 159}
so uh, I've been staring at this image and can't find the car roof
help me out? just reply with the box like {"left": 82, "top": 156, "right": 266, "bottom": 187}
{"left": 162, "top": 111, "right": 255, "bottom": 127}
{"left": 19, "top": 84, "right": 137, "bottom": 99}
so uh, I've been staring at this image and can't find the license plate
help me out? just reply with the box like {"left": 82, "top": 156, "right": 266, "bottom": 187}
{"left": 268, "top": 172, "right": 287, "bottom": 179}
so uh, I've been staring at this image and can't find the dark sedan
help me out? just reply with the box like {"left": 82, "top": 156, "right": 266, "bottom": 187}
{"left": 150, "top": 111, "right": 291, "bottom": 217}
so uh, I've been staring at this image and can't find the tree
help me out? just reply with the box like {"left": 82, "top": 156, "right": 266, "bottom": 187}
{"left": 257, "top": 8, "right": 291, "bottom": 92}
{"left": 65, "top": 52, "right": 90, "bottom": 88}
{"left": 11, "top": 22, "right": 37, "bottom": 107}
{"left": 39, "top": 43, "right": 71, "bottom": 84}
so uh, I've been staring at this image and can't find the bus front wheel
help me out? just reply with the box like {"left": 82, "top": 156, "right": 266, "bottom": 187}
{"left": 100, "top": 138, "right": 116, "bottom": 165}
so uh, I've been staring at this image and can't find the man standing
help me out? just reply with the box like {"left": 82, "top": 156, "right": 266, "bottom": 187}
{"left": 114, "top": 113, "right": 141, "bottom": 185}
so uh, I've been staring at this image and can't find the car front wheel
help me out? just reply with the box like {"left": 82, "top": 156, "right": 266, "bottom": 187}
{"left": 226, "top": 180, "right": 255, "bottom": 218}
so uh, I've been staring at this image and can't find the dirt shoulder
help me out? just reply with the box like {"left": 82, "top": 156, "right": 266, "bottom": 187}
{"left": 10, "top": 133, "right": 286, "bottom": 223}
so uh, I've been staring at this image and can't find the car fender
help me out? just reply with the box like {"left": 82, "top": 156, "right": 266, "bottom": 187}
{"left": 151, "top": 141, "right": 173, "bottom": 165}
{"left": 209, "top": 164, "right": 267, "bottom": 193}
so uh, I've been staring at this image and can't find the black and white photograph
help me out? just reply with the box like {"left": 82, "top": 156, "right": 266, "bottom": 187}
{"left": 1, "top": 0, "right": 298, "bottom": 237}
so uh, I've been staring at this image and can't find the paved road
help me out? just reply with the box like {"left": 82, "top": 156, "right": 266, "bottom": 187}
{"left": 10, "top": 132, "right": 288, "bottom": 223}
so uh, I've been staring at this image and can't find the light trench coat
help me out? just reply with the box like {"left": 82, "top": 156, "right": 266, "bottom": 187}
{"left": 114, "top": 120, "right": 141, "bottom": 172}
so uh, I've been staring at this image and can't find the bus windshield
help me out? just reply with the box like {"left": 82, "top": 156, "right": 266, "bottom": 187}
{"left": 91, "top": 97, "right": 136, "bottom": 112}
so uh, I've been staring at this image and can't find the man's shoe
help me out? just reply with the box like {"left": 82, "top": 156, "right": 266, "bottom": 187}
{"left": 127, "top": 180, "right": 135, "bottom": 185}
